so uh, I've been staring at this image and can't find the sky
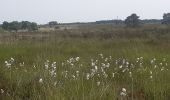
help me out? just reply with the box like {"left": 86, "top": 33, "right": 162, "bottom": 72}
{"left": 0, "top": 0, "right": 169, "bottom": 24}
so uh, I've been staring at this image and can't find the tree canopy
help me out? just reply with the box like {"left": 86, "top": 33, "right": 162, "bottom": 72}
{"left": 125, "top": 13, "right": 140, "bottom": 28}
{"left": 162, "top": 13, "right": 170, "bottom": 25}
{"left": 2, "top": 21, "right": 38, "bottom": 32}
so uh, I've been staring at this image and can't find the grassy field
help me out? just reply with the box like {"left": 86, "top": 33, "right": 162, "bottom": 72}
{"left": 0, "top": 25, "right": 170, "bottom": 100}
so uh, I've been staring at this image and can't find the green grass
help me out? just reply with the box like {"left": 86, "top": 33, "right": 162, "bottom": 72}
{"left": 0, "top": 25, "right": 170, "bottom": 100}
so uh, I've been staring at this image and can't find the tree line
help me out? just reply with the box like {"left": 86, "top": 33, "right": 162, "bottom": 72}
{"left": 1, "top": 21, "right": 38, "bottom": 32}
{"left": 0, "top": 13, "right": 170, "bottom": 32}
{"left": 124, "top": 13, "right": 170, "bottom": 28}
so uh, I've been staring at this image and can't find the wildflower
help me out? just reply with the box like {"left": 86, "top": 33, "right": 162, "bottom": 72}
{"left": 101, "top": 63, "right": 105, "bottom": 67}
{"left": 150, "top": 76, "right": 153, "bottom": 79}
{"left": 120, "top": 92, "right": 127, "bottom": 97}
{"left": 122, "top": 88, "right": 126, "bottom": 93}
{"left": 19, "top": 62, "right": 24, "bottom": 67}
{"left": 1, "top": 89, "right": 4, "bottom": 94}
{"left": 10, "top": 57, "right": 14, "bottom": 62}
{"left": 39, "top": 78, "right": 43, "bottom": 83}
{"left": 5, "top": 61, "right": 11, "bottom": 68}
{"left": 112, "top": 73, "right": 115, "bottom": 78}
{"left": 126, "top": 62, "right": 129, "bottom": 65}
{"left": 119, "top": 65, "right": 123, "bottom": 69}
{"left": 160, "top": 63, "right": 163, "bottom": 66}
{"left": 76, "top": 71, "right": 79, "bottom": 77}
{"left": 99, "top": 54, "right": 103, "bottom": 58}
{"left": 76, "top": 57, "right": 80, "bottom": 61}
{"left": 33, "top": 65, "right": 36, "bottom": 68}
{"left": 106, "top": 63, "right": 110, "bottom": 68}
{"left": 86, "top": 73, "right": 90, "bottom": 80}
{"left": 91, "top": 62, "right": 95, "bottom": 66}
{"left": 95, "top": 66, "right": 98, "bottom": 70}
{"left": 72, "top": 75, "right": 76, "bottom": 79}
{"left": 120, "top": 88, "right": 127, "bottom": 97}
{"left": 161, "top": 67, "right": 164, "bottom": 71}
{"left": 150, "top": 60, "right": 154, "bottom": 64}
{"left": 5, "top": 61, "right": 8, "bottom": 64}
{"left": 153, "top": 58, "right": 156, "bottom": 61}
{"left": 105, "top": 58, "right": 108, "bottom": 62}
{"left": 150, "top": 71, "right": 152, "bottom": 74}
{"left": 140, "top": 57, "right": 143, "bottom": 60}
{"left": 97, "top": 81, "right": 100, "bottom": 86}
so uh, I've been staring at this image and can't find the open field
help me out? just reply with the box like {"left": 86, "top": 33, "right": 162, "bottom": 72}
{"left": 0, "top": 25, "right": 170, "bottom": 100}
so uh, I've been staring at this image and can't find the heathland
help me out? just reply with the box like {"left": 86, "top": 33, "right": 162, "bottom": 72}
{"left": 0, "top": 24, "right": 170, "bottom": 100}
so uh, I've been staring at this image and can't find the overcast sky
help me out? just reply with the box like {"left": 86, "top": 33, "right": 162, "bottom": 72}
{"left": 0, "top": 0, "right": 169, "bottom": 24}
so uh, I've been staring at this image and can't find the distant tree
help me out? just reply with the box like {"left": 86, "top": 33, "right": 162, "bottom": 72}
{"left": 162, "top": 13, "right": 170, "bottom": 25}
{"left": 8, "top": 21, "right": 21, "bottom": 32}
{"left": 1, "top": 21, "right": 38, "bottom": 32}
{"left": 49, "top": 21, "right": 58, "bottom": 27}
{"left": 125, "top": 13, "right": 140, "bottom": 28}
{"left": 28, "top": 22, "right": 38, "bottom": 31}
{"left": 21, "top": 21, "right": 31, "bottom": 30}
{"left": 2, "top": 21, "right": 9, "bottom": 30}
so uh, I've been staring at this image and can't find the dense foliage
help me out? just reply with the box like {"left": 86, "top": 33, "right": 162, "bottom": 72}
{"left": 162, "top": 13, "right": 170, "bottom": 25}
{"left": 2, "top": 21, "right": 38, "bottom": 32}
{"left": 125, "top": 13, "right": 140, "bottom": 28}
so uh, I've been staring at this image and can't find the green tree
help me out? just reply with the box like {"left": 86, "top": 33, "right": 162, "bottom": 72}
{"left": 2, "top": 21, "right": 9, "bottom": 30}
{"left": 162, "top": 13, "right": 170, "bottom": 25}
{"left": 21, "top": 21, "right": 31, "bottom": 30}
{"left": 125, "top": 13, "right": 140, "bottom": 28}
{"left": 28, "top": 22, "right": 38, "bottom": 31}
{"left": 8, "top": 21, "right": 21, "bottom": 32}
{"left": 49, "top": 21, "right": 58, "bottom": 27}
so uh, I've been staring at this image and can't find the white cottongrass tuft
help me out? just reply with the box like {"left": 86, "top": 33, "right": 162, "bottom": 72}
{"left": 1, "top": 89, "right": 4, "bottom": 94}
{"left": 39, "top": 78, "right": 43, "bottom": 83}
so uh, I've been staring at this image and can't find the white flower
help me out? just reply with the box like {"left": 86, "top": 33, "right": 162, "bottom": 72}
{"left": 10, "top": 57, "right": 14, "bottom": 62}
{"left": 150, "top": 76, "right": 153, "bottom": 79}
{"left": 86, "top": 73, "right": 90, "bottom": 80}
{"left": 120, "top": 92, "right": 126, "bottom": 97}
{"left": 76, "top": 57, "right": 80, "bottom": 61}
{"left": 120, "top": 88, "right": 127, "bottom": 97}
{"left": 39, "top": 78, "right": 43, "bottom": 83}
{"left": 106, "top": 63, "right": 110, "bottom": 68}
{"left": 5, "top": 61, "right": 8, "bottom": 64}
{"left": 150, "top": 60, "right": 154, "bottom": 64}
{"left": 122, "top": 88, "right": 126, "bottom": 93}
{"left": 72, "top": 75, "right": 76, "bottom": 79}
{"left": 105, "top": 58, "right": 108, "bottom": 62}
{"left": 150, "top": 71, "right": 152, "bottom": 74}
{"left": 112, "top": 73, "right": 115, "bottom": 78}
{"left": 160, "top": 63, "right": 163, "bottom": 66}
{"left": 119, "top": 65, "right": 123, "bottom": 69}
{"left": 97, "top": 81, "right": 100, "bottom": 86}
{"left": 95, "top": 66, "right": 98, "bottom": 70}
{"left": 126, "top": 62, "right": 129, "bottom": 65}
{"left": 1, "top": 89, "right": 4, "bottom": 94}
{"left": 161, "top": 67, "right": 164, "bottom": 71}
{"left": 91, "top": 62, "right": 95, "bottom": 66}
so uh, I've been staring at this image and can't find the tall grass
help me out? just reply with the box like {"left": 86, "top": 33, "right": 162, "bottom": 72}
{"left": 0, "top": 25, "right": 170, "bottom": 100}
